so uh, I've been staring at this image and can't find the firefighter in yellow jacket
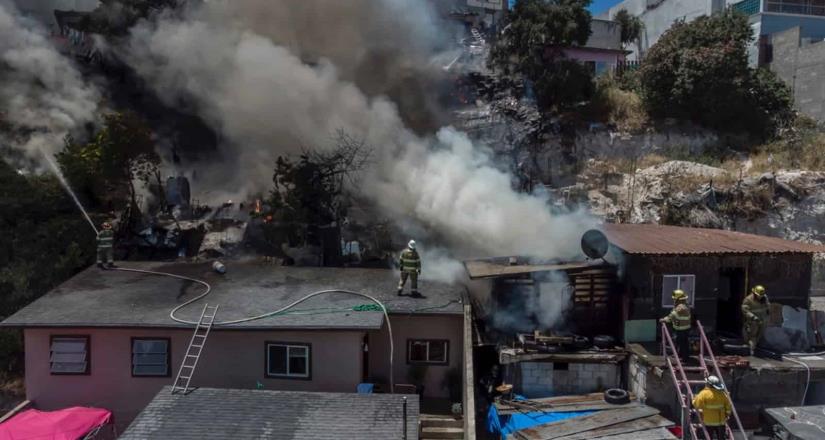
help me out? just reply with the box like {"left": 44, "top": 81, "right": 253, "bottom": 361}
{"left": 742, "top": 285, "right": 770, "bottom": 355}
{"left": 692, "top": 375, "right": 732, "bottom": 440}
{"left": 397, "top": 240, "right": 421, "bottom": 296}
{"left": 660, "top": 289, "right": 692, "bottom": 363}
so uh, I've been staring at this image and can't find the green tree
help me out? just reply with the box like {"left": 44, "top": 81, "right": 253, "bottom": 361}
{"left": 638, "top": 10, "right": 792, "bottom": 137}
{"left": 58, "top": 112, "right": 160, "bottom": 212}
{"left": 0, "top": 160, "right": 96, "bottom": 376}
{"left": 489, "top": 0, "right": 593, "bottom": 113}
{"left": 613, "top": 9, "right": 643, "bottom": 45}
{"left": 266, "top": 131, "right": 370, "bottom": 250}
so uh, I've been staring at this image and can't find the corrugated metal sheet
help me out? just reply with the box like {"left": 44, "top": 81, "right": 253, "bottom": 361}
{"left": 463, "top": 260, "right": 608, "bottom": 279}
{"left": 603, "top": 224, "right": 825, "bottom": 255}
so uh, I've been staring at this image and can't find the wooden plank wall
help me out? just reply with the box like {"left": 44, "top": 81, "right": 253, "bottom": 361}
{"left": 569, "top": 267, "right": 619, "bottom": 336}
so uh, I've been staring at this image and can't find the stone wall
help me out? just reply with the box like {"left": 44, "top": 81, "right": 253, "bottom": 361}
{"left": 532, "top": 127, "right": 718, "bottom": 187}
{"left": 516, "top": 361, "right": 621, "bottom": 398}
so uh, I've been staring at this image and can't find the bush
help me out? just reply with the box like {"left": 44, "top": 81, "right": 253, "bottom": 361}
{"left": 590, "top": 76, "right": 649, "bottom": 133}
{"left": 638, "top": 10, "right": 793, "bottom": 139}
{"left": 0, "top": 160, "right": 96, "bottom": 374}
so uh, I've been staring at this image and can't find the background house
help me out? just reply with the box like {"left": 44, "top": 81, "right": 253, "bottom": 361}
{"left": 563, "top": 19, "right": 630, "bottom": 75}
{"left": 731, "top": 0, "right": 825, "bottom": 67}
{"left": 767, "top": 26, "right": 825, "bottom": 121}
{"left": 0, "top": 262, "right": 467, "bottom": 431}
{"left": 597, "top": 0, "right": 727, "bottom": 60}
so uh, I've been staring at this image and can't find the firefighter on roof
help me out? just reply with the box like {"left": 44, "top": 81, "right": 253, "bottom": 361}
{"left": 742, "top": 285, "right": 770, "bottom": 355}
{"left": 660, "top": 289, "right": 692, "bottom": 363}
{"left": 692, "top": 375, "right": 732, "bottom": 440}
{"left": 397, "top": 240, "right": 421, "bottom": 296}
{"left": 97, "top": 221, "right": 115, "bottom": 269}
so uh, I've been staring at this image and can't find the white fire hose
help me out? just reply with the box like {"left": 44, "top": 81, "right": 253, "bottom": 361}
{"left": 111, "top": 266, "right": 395, "bottom": 392}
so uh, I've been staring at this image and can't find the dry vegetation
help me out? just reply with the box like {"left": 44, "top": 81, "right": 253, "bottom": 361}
{"left": 588, "top": 75, "right": 649, "bottom": 134}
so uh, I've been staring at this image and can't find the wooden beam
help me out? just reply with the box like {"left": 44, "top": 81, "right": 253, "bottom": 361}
{"left": 0, "top": 400, "right": 31, "bottom": 424}
{"left": 462, "top": 302, "right": 476, "bottom": 439}
{"left": 499, "top": 350, "right": 628, "bottom": 365}
{"left": 496, "top": 401, "right": 643, "bottom": 416}
{"left": 514, "top": 406, "right": 660, "bottom": 440}
{"left": 554, "top": 415, "right": 674, "bottom": 440}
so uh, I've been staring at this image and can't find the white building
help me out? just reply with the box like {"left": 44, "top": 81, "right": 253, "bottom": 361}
{"left": 597, "top": 0, "right": 729, "bottom": 59}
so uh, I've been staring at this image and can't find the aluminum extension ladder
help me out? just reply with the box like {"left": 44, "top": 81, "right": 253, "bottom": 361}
{"left": 171, "top": 303, "right": 219, "bottom": 394}
{"left": 661, "top": 321, "right": 747, "bottom": 439}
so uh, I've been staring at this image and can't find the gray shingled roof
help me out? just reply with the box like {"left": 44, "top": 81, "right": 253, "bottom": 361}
{"left": 120, "top": 387, "right": 420, "bottom": 440}
{"left": 1, "top": 261, "right": 464, "bottom": 329}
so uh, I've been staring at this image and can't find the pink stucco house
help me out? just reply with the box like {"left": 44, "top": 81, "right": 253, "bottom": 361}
{"left": 562, "top": 19, "right": 630, "bottom": 75}
{"left": 1, "top": 262, "right": 468, "bottom": 431}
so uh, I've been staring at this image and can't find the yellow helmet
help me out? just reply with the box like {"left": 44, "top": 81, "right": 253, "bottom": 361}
{"left": 672, "top": 289, "right": 687, "bottom": 302}
{"left": 752, "top": 285, "right": 766, "bottom": 297}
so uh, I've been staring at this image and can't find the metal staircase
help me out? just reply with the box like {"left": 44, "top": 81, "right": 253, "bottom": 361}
{"left": 661, "top": 321, "right": 747, "bottom": 439}
{"left": 172, "top": 303, "right": 219, "bottom": 394}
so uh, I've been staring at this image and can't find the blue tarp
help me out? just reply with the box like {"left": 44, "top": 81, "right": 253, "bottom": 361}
{"left": 487, "top": 396, "right": 594, "bottom": 439}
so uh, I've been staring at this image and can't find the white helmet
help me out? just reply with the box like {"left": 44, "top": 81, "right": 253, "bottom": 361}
{"left": 408, "top": 240, "right": 416, "bottom": 250}
{"left": 706, "top": 375, "right": 724, "bottom": 390}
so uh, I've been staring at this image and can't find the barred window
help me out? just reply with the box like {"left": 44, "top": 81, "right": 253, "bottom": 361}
{"left": 50, "top": 336, "right": 89, "bottom": 374}
{"left": 132, "top": 339, "right": 170, "bottom": 377}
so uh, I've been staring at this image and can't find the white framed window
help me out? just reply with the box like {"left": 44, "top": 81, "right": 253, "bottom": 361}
{"left": 266, "top": 342, "right": 310, "bottom": 379}
{"left": 132, "top": 338, "right": 170, "bottom": 377}
{"left": 407, "top": 339, "right": 449, "bottom": 365}
{"left": 662, "top": 274, "right": 696, "bottom": 308}
{"left": 50, "top": 336, "right": 89, "bottom": 375}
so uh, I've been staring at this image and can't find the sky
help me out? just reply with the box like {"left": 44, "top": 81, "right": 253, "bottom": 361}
{"left": 588, "top": 0, "right": 623, "bottom": 16}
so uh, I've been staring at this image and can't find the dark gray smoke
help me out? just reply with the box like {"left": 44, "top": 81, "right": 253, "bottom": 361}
{"left": 121, "top": 0, "right": 596, "bottom": 274}
{"left": 0, "top": 0, "right": 100, "bottom": 161}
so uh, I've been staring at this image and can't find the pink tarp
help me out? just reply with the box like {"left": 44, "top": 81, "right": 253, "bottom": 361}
{"left": 0, "top": 407, "right": 111, "bottom": 440}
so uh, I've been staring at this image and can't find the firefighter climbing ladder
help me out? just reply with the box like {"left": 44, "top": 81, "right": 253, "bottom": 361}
{"left": 171, "top": 303, "right": 219, "bottom": 394}
{"left": 661, "top": 321, "right": 747, "bottom": 440}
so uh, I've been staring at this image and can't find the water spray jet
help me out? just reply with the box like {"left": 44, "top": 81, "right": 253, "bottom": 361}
{"left": 40, "top": 150, "right": 99, "bottom": 235}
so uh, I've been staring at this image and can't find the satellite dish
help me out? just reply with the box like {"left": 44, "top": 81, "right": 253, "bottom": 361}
{"left": 581, "top": 229, "right": 609, "bottom": 260}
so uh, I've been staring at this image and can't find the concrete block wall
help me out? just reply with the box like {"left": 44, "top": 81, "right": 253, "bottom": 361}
{"left": 518, "top": 361, "right": 554, "bottom": 398}
{"left": 770, "top": 26, "right": 825, "bottom": 122}
{"left": 517, "top": 362, "right": 620, "bottom": 398}
{"left": 554, "top": 363, "right": 620, "bottom": 395}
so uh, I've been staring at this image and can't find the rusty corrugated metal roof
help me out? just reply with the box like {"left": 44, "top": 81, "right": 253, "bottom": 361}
{"left": 463, "top": 259, "right": 607, "bottom": 279}
{"left": 603, "top": 223, "right": 825, "bottom": 255}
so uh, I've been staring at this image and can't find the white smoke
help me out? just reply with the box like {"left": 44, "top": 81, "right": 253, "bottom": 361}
{"left": 0, "top": 0, "right": 99, "bottom": 160}
{"left": 122, "top": 4, "right": 597, "bottom": 274}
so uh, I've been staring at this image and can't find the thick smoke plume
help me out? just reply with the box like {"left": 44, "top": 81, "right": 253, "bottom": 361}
{"left": 201, "top": 0, "right": 454, "bottom": 132}
{"left": 124, "top": 1, "right": 597, "bottom": 270}
{"left": 0, "top": 0, "right": 99, "bottom": 161}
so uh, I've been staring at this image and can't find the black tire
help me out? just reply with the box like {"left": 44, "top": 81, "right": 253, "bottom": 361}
{"left": 571, "top": 335, "right": 590, "bottom": 349}
{"left": 723, "top": 343, "right": 750, "bottom": 356}
{"left": 536, "top": 344, "right": 563, "bottom": 354}
{"left": 604, "top": 388, "right": 630, "bottom": 404}
{"left": 593, "top": 335, "right": 615, "bottom": 349}
{"left": 718, "top": 336, "right": 745, "bottom": 346}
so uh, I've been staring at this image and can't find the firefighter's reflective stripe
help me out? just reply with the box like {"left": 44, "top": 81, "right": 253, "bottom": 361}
{"left": 670, "top": 304, "right": 692, "bottom": 331}
{"left": 97, "top": 230, "right": 114, "bottom": 249}
{"left": 400, "top": 250, "right": 420, "bottom": 273}
{"left": 692, "top": 388, "right": 732, "bottom": 426}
